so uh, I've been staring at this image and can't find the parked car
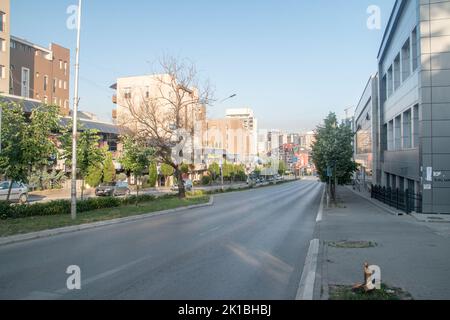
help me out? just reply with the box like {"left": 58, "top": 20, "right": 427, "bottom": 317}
{"left": 0, "top": 181, "right": 29, "bottom": 204}
{"left": 95, "top": 182, "right": 130, "bottom": 197}
{"left": 171, "top": 180, "right": 193, "bottom": 192}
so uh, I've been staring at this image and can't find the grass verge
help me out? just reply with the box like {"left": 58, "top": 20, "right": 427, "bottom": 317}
{"left": 329, "top": 284, "right": 413, "bottom": 300}
{"left": 0, "top": 195, "right": 210, "bottom": 238}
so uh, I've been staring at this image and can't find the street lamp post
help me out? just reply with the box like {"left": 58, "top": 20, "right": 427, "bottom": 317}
{"left": 71, "top": 0, "right": 83, "bottom": 220}
{"left": 0, "top": 104, "right": 2, "bottom": 154}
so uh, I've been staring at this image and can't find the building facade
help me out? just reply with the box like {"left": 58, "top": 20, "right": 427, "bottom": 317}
{"left": 356, "top": 0, "right": 450, "bottom": 214}
{"left": 201, "top": 118, "right": 253, "bottom": 166}
{"left": 0, "top": 0, "right": 10, "bottom": 94}
{"left": 354, "top": 75, "right": 379, "bottom": 190}
{"left": 225, "top": 108, "right": 258, "bottom": 158}
{"left": 9, "top": 36, "right": 70, "bottom": 115}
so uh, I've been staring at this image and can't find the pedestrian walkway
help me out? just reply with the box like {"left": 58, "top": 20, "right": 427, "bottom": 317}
{"left": 317, "top": 186, "right": 450, "bottom": 300}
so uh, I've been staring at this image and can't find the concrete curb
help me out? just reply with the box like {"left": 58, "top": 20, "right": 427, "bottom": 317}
{"left": 346, "top": 186, "right": 402, "bottom": 216}
{"left": 0, "top": 196, "right": 214, "bottom": 247}
{"left": 296, "top": 238, "right": 320, "bottom": 300}
{"left": 315, "top": 240, "right": 329, "bottom": 300}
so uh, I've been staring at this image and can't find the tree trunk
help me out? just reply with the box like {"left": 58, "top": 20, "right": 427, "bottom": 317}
{"left": 175, "top": 169, "right": 186, "bottom": 199}
{"left": 136, "top": 175, "right": 140, "bottom": 206}
{"left": 81, "top": 180, "right": 85, "bottom": 200}
{"left": 6, "top": 180, "right": 13, "bottom": 202}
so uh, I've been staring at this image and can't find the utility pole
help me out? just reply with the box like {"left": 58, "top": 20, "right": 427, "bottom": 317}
{"left": 0, "top": 104, "right": 2, "bottom": 154}
{"left": 71, "top": 0, "right": 83, "bottom": 220}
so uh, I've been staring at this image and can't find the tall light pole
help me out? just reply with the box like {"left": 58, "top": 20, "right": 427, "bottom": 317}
{"left": 71, "top": 0, "right": 83, "bottom": 220}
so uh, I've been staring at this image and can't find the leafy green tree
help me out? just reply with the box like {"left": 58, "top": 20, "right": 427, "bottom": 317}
{"left": 161, "top": 163, "right": 174, "bottom": 186}
{"left": 102, "top": 151, "right": 116, "bottom": 183}
{"left": 86, "top": 165, "right": 103, "bottom": 188}
{"left": 148, "top": 162, "right": 158, "bottom": 188}
{"left": 311, "top": 112, "right": 357, "bottom": 200}
{"left": 208, "top": 162, "right": 220, "bottom": 182}
{"left": 180, "top": 163, "right": 189, "bottom": 175}
{"left": 278, "top": 161, "right": 288, "bottom": 176}
{"left": 222, "top": 162, "right": 233, "bottom": 182}
{"left": 0, "top": 103, "right": 60, "bottom": 201}
{"left": 60, "top": 123, "right": 105, "bottom": 199}
{"left": 120, "top": 136, "right": 153, "bottom": 199}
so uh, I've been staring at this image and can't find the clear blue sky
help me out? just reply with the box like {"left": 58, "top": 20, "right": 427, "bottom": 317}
{"left": 11, "top": 0, "right": 395, "bottom": 132}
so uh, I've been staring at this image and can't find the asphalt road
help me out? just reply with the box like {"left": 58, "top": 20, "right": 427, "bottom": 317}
{"left": 0, "top": 180, "right": 323, "bottom": 300}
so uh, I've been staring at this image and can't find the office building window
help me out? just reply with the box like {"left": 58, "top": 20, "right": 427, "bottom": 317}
{"left": 0, "top": 38, "right": 5, "bottom": 52}
{"left": 402, "top": 38, "right": 411, "bottom": 81}
{"left": 403, "top": 109, "right": 412, "bottom": 149}
{"left": 53, "top": 78, "right": 57, "bottom": 93}
{"left": 64, "top": 81, "right": 67, "bottom": 90}
{"left": 64, "top": 62, "right": 68, "bottom": 76}
{"left": 44, "top": 75, "right": 48, "bottom": 91}
{"left": 394, "top": 116, "right": 402, "bottom": 150}
{"left": 412, "top": 27, "right": 418, "bottom": 71}
{"left": 0, "top": 12, "right": 5, "bottom": 32}
{"left": 388, "top": 120, "right": 394, "bottom": 151}
{"left": 0, "top": 65, "right": 5, "bottom": 79}
{"left": 387, "top": 66, "right": 393, "bottom": 97}
{"left": 381, "top": 75, "right": 387, "bottom": 102}
{"left": 413, "top": 105, "right": 419, "bottom": 148}
{"left": 59, "top": 79, "right": 62, "bottom": 89}
{"left": 393, "top": 54, "right": 401, "bottom": 90}
{"left": 10, "top": 41, "right": 15, "bottom": 49}
{"left": 59, "top": 60, "right": 63, "bottom": 69}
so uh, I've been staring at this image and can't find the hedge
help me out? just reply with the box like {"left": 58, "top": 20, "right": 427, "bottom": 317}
{"left": 0, "top": 194, "right": 160, "bottom": 220}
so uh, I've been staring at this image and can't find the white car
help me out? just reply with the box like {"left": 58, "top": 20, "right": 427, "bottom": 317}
{"left": 171, "top": 180, "right": 193, "bottom": 192}
{"left": 0, "top": 181, "right": 29, "bottom": 204}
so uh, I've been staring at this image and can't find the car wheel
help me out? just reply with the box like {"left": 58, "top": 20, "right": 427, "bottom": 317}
{"left": 19, "top": 194, "right": 28, "bottom": 204}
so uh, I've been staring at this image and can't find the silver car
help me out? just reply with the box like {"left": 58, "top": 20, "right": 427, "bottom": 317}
{"left": 0, "top": 181, "right": 29, "bottom": 204}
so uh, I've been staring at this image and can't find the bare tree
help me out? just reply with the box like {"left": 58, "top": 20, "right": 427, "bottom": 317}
{"left": 117, "top": 56, "right": 213, "bottom": 198}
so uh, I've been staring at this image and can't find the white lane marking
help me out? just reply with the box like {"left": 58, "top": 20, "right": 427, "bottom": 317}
{"left": 316, "top": 185, "right": 326, "bottom": 222}
{"left": 29, "top": 255, "right": 155, "bottom": 298}
{"left": 296, "top": 238, "right": 320, "bottom": 300}
{"left": 56, "top": 256, "right": 152, "bottom": 295}
{"left": 199, "top": 226, "right": 222, "bottom": 237}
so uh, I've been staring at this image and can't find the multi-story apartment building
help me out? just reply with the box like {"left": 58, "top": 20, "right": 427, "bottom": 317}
{"left": 299, "top": 131, "right": 316, "bottom": 151}
{"left": 355, "top": 0, "right": 450, "bottom": 214}
{"left": 0, "top": 0, "right": 10, "bottom": 94}
{"left": 0, "top": 0, "right": 70, "bottom": 115}
{"left": 226, "top": 108, "right": 258, "bottom": 158}
{"left": 9, "top": 36, "right": 70, "bottom": 115}
{"left": 112, "top": 74, "right": 207, "bottom": 169}
{"left": 201, "top": 118, "right": 253, "bottom": 166}
{"left": 257, "top": 129, "right": 269, "bottom": 157}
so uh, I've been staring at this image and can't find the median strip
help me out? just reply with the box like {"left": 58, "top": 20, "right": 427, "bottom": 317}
{"left": 0, "top": 195, "right": 213, "bottom": 246}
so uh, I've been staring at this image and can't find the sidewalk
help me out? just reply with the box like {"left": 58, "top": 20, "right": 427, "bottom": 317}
{"left": 317, "top": 186, "right": 450, "bottom": 300}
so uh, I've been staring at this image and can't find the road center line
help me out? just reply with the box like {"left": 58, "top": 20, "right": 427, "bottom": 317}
{"left": 199, "top": 226, "right": 222, "bottom": 237}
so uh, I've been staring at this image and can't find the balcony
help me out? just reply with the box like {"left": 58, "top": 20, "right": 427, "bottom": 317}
{"left": 112, "top": 94, "right": 117, "bottom": 104}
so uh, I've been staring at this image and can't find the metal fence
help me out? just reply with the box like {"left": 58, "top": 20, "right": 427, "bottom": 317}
{"left": 371, "top": 185, "right": 422, "bottom": 214}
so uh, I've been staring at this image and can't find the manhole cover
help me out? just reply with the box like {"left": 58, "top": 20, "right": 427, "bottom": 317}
{"left": 328, "top": 241, "right": 377, "bottom": 249}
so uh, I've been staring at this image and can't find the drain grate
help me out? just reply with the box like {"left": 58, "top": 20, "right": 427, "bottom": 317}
{"left": 328, "top": 241, "right": 377, "bottom": 249}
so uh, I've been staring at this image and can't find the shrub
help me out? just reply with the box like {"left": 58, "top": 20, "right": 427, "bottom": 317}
{"left": 0, "top": 193, "right": 165, "bottom": 220}
{"left": 201, "top": 175, "right": 211, "bottom": 185}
